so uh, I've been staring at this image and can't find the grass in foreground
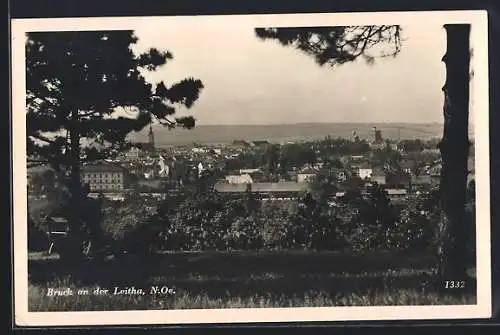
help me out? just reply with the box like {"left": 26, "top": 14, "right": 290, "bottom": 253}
{"left": 27, "top": 250, "right": 476, "bottom": 311}
{"left": 28, "top": 280, "right": 475, "bottom": 311}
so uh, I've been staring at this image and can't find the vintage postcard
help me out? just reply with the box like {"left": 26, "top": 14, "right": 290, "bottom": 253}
{"left": 11, "top": 10, "right": 491, "bottom": 326}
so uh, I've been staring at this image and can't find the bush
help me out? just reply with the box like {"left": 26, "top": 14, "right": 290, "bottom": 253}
{"left": 261, "top": 211, "right": 297, "bottom": 250}
{"left": 388, "top": 209, "right": 437, "bottom": 250}
{"left": 227, "top": 216, "right": 263, "bottom": 250}
{"left": 28, "top": 215, "right": 49, "bottom": 252}
{"left": 97, "top": 185, "right": 446, "bottom": 255}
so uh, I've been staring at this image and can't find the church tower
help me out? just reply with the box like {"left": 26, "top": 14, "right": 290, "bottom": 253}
{"left": 148, "top": 124, "right": 155, "bottom": 151}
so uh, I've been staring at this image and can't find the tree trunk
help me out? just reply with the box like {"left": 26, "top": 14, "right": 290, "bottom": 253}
{"left": 438, "top": 24, "right": 471, "bottom": 278}
{"left": 59, "top": 111, "right": 84, "bottom": 261}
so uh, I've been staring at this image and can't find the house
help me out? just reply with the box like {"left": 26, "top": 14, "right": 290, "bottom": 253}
{"left": 399, "top": 160, "right": 413, "bottom": 174}
{"left": 225, "top": 174, "right": 253, "bottom": 184}
{"left": 386, "top": 188, "right": 408, "bottom": 205}
{"left": 192, "top": 147, "right": 207, "bottom": 154}
{"left": 297, "top": 173, "right": 316, "bottom": 183}
{"left": 335, "top": 191, "right": 346, "bottom": 198}
{"left": 358, "top": 165, "right": 373, "bottom": 180}
{"left": 297, "top": 167, "right": 317, "bottom": 183}
{"left": 125, "top": 147, "right": 141, "bottom": 161}
{"left": 211, "top": 148, "right": 222, "bottom": 155}
{"left": 81, "top": 162, "right": 128, "bottom": 192}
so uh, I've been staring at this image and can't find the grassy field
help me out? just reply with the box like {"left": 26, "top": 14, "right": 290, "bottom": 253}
{"left": 28, "top": 250, "right": 476, "bottom": 311}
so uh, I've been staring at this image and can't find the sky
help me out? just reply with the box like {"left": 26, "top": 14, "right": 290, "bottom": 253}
{"left": 124, "top": 21, "right": 472, "bottom": 125}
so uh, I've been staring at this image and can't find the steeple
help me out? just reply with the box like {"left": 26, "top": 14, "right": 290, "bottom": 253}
{"left": 148, "top": 124, "right": 155, "bottom": 150}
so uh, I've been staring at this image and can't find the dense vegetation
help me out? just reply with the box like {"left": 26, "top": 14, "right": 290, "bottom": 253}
{"left": 28, "top": 135, "right": 473, "bottom": 261}
{"left": 29, "top": 176, "right": 475, "bottom": 267}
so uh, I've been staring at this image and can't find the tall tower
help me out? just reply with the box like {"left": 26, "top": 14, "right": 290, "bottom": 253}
{"left": 372, "top": 126, "right": 383, "bottom": 143}
{"left": 148, "top": 124, "right": 155, "bottom": 150}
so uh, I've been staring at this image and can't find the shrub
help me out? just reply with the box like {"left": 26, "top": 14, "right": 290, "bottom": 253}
{"left": 227, "top": 216, "right": 263, "bottom": 250}
{"left": 261, "top": 211, "right": 297, "bottom": 250}
{"left": 28, "top": 214, "right": 49, "bottom": 252}
{"left": 388, "top": 208, "right": 437, "bottom": 250}
{"left": 95, "top": 183, "right": 448, "bottom": 255}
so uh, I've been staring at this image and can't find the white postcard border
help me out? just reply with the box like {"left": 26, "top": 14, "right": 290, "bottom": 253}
{"left": 11, "top": 10, "right": 491, "bottom": 326}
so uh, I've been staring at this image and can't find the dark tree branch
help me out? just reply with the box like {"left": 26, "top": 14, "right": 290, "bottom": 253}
{"left": 255, "top": 25, "right": 401, "bottom": 68}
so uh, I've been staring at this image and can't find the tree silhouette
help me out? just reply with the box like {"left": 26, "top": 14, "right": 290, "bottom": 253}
{"left": 262, "top": 144, "right": 280, "bottom": 174}
{"left": 437, "top": 25, "right": 471, "bottom": 278}
{"left": 255, "top": 24, "right": 472, "bottom": 277}
{"left": 26, "top": 30, "right": 204, "bottom": 259}
{"left": 255, "top": 26, "right": 402, "bottom": 67}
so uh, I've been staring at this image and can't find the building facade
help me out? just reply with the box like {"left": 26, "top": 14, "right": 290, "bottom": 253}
{"left": 125, "top": 147, "right": 141, "bottom": 161}
{"left": 358, "top": 168, "right": 373, "bottom": 180}
{"left": 225, "top": 174, "right": 253, "bottom": 184}
{"left": 297, "top": 173, "right": 316, "bottom": 183}
{"left": 81, "top": 163, "right": 127, "bottom": 192}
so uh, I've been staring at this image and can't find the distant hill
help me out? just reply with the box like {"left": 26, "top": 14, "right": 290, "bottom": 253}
{"left": 128, "top": 123, "right": 475, "bottom": 148}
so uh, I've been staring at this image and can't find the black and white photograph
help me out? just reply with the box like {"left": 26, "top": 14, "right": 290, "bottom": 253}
{"left": 12, "top": 10, "right": 491, "bottom": 326}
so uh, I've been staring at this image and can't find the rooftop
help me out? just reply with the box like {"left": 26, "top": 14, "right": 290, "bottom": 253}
{"left": 214, "top": 181, "right": 310, "bottom": 193}
{"left": 298, "top": 168, "right": 317, "bottom": 175}
{"left": 82, "top": 163, "right": 126, "bottom": 173}
{"left": 386, "top": 189, "right": 408, "bottom": 195}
